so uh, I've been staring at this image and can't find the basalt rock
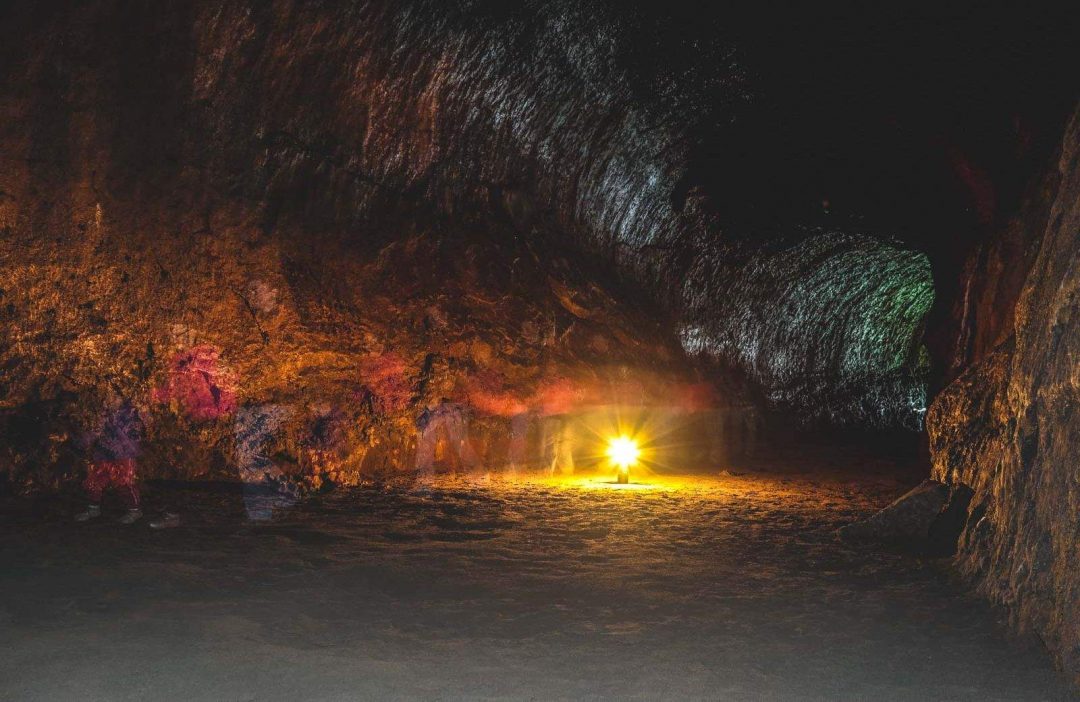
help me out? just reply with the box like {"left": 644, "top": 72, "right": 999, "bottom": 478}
{"left": 839, "top": 478, "right": 973, "bottom": 556}
{"left": 838, "top": 479, "right": 948, "bottom": 547}
{"left": 0, "top": 0, "right": 941, "bottom": 438}
{"left": 929, "top": 103, "right": 1080, "bottom": 685}
{"left": 0, "top": 1, "right": 761, "bottom": 493}
{"left": 0, "top": 178, "right": 727, "bottom": 490}
{"left": 0, "top": 2, "right": 1077, "bottom": 686}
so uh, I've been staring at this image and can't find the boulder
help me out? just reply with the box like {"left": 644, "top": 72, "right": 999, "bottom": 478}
{"left": 839, "top": 479, "right": 949, "bottom": 546}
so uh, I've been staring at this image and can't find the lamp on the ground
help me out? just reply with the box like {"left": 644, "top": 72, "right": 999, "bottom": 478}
{"left": 607, "top": 435, "right": 639, "bottom": 484}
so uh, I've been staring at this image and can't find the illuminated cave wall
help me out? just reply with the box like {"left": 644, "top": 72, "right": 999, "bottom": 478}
{"left": 682, "top": 231, "right": 934, "bottom": 428}
{"left": 186, "top": 0, "right": 937, "bottom": 427}
{"left": 929, "top": 104, "right": 1080, "bottom": 685}
{"left": 0, "top": 0, "right": 1070, "bottom": 682}
{"left": 0, "top": 0, "right": 943, "bottom": 490}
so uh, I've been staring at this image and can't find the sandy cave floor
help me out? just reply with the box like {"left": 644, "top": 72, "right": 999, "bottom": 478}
{"left": 0, "top": 456, "right": 1073, "bottom": 701}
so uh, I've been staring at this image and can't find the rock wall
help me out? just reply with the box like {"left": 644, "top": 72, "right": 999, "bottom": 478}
{"left": 928, "top": 104, "right": 1080, "bottom": 684}
{"left": 4, "top": 1, "right": 1078, "bottom": 681}
{"left": 0, "top": 1, "right": 947, "bottom": 491}
{"left": 9, "top": 0, "right": 936, "bottom": 431}
{"left": 0, "top": 0, "right": 756, "bottom": 492}
{"left": 682, "top": 229, "right": 933, "bottom": 429}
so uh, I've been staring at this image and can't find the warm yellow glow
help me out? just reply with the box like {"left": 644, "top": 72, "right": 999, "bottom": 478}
{"left": 606, "top": 436, "right": 640, "bottom": 469}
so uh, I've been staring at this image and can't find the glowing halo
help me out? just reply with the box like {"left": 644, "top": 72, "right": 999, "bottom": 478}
{"left": 606, "top": 435, "right": 639, "bottom": 483}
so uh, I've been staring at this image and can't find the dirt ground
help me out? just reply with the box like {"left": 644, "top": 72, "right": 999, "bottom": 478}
{"left": 0, "top": 457, "right": 1073, "bottom": 701}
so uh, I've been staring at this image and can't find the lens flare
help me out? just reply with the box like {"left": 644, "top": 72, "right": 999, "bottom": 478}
{"left": 607, "top": 436, "right": 639, "bottom": 484}
{"left": 606, "top": 436, "right": 640, "bottom": 468}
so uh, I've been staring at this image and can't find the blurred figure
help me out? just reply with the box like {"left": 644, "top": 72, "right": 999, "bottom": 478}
{"left": 234, "top": 404, "right": 296, "bottom": 522}
{"left": 144, "top": 344, "right": 238, "bottom": 528}
{"left": 75, "top": 399, "right": 144, "bottom": 524}
{"left": 415, "top": 402, "right": 482, "bottom": 476}
{"left": 541, "top": 414, "right": 575, "bottom": 476}
{"left": 153, "top": 344, "right": 237, "bottom": 421}
{"left": 506, "top": 411, "right": 532, "bottom": 475}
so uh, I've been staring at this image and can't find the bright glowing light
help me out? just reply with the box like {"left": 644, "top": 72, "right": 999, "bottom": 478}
{"left": 606, "top": 436, "right": 640, "bottom": 470}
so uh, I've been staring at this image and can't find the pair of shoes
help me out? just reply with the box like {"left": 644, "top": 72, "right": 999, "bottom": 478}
{"left": 118, "top": 508, "right": 143, "bottom": 525}
{"left": 149, "top": 512, "right": 180, "bottom": 530}
{"left": 74, "top": 504, "right": 102, "bottom": 522}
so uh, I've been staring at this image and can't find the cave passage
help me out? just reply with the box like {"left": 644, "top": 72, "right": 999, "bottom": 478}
{"left": 1, "top": 1, "right": 1078, "bottom": 699}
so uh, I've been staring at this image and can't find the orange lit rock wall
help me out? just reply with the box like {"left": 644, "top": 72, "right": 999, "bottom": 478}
{"left": 929, "top": 104, "right": 1080, "bottom": 685}
{"left": 0, "top": 2, "right": 748, "bottom": 491}
{"left": 0, "top": 0, "right": 943, "bottom": 446}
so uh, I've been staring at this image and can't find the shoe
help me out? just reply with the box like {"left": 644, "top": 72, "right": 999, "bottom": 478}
{"left": 118, "top": 508, "right": 143, "bottom": 525}
{"left": 149, "top": 512, "right": 180, "bottom": 530}
{"left": 74, "top": 504, "right": 101, "bottom": 522}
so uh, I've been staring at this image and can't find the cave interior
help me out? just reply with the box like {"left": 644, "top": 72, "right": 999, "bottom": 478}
{"left": 1, "top": 3, "right": 1079, "bottom": 699}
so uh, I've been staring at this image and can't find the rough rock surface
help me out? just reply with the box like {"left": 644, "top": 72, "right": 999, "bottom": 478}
{"left": 0, "top": 0, "right": 1077, "bottom": 691}
{"left": 929, "top": 104, "right": 1080, "bottom": 685}
{"left": 682, "top": 230, "right": 933, "bottom": 429}
{"left": 0, "top": 173, "right": 724, "bottom": 491}
{"left": 838, "top": 479, "right": 948, "bottom": 546}
{"left": 0, "top": 0, "right": 938, "bottom": 446}
{"left": 1, "top": 0, "right": 773, "bottom": 493}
